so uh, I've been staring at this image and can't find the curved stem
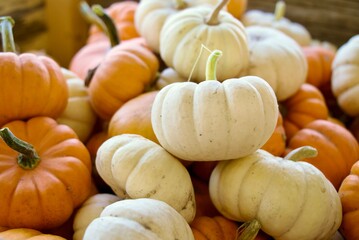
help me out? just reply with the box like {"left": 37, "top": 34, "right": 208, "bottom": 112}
{"left": 174, "top": 0, "right": 187, "bottom": 9}
{"left": 236, "top": 219, "right": 261, "bottom": 240}
{"left": 0, "top": 127, "right": 40, "bottom": 170}
{"left": 206, "top": 50, "right": 223, "bottom": 81}
{"left": 92, "top": 4, "right": 120, "bottom": 47}
{"left": 80, "top": 1, "right": 106, "bottom": 33}
{"left": 206, "top": 0, "right": 229, "bottom": 25}
{"left": 274, "top": 0, "right": 286, "bottom": 21}
{"left": 0, "top": 16, "right": 16, "bottom": 52}
{"left": 284, "top": 146, "right": 318, "bottom": 161}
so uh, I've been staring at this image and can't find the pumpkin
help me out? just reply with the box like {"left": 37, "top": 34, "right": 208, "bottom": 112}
{"left": 73, "top": 193, "right": 121, "bottom": 240}
{"left": 57, "top": 68, "right": 97, "bottom": 142}
{"left": 151, "top": 50, "right": 278, "bottom": 161}
{"left": 226, "top": 0, "right": 247, "bottom": 19}
{"left": 83, "top": 198, "right": 195, "bottom": 240}
{"left": 86, "top": 1, "right": 140, "bottom": 44}
{"left": 160, "top": 0, "right": 249, "bottom": 82}
{"left": 0, "top": 16, "right": 68, "bottom": 127}
{"left": 331, "top": 34, "right": 359, "bottom": 117}
{"left": 349, "top": 116, "right": 359, "bottom": 143}
{"left": 95, "top": 134, "right": 196, "bottom": 223}
{"left": 286, "top": 119, "right": 359, "bottom": 190}
{"left": 108, "top": 90, "right": 159, "bottom": 143}
{"left": 0, "top": 228, "right": 66, "bottom": 240}
{"left": 246, "top": 25, "right": 308, "bottom": 101}
{"left": 209, "top": 146, "right": 342, "bottom": 239}
{"left": 310, "top": 39, "right": 337, "bottom": 53}
{"left": 280, "top": 83, "right": 329, "bottom": 141}
{"left": 134, "top": 0, "right": 220, "bottom": 53}
{"left": 0, "top": 117, "right": 92, "bottom": 230}
{"left": 260, "top": 112, "right": 286, "bottom": 157}
{"left": 302, "top": 45, "right": 335, "bottom": 88}
{"left": 155, "top": 67, "right": 187, "bottom": 90}
{"left": 241, "top": 1, "right": 312, "bottom": 46}
{"left": 338, "top": 159, "right": 359, "bottom": 239}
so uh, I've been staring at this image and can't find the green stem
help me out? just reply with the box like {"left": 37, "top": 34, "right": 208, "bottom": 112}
{"left": 0, "top": 16, "right": 16, "bottom": 52}
{"left": 284, "top": 146, "right": 318, "bottom": 161}
{"left": 274, "top": 0, "right": 286, "bottom": 21}
{"left": 236, "top": 220, "right": 261, "bottom": 240}
{"left": 92, "top": 4, "right": 120, "bottom": 47}
{"left": 206, "top": 0, "right": 229, "bottom": 25}
{"left": 205, "top": 50, "right": 223, "bottom": 81}
{"left": 0, "top": 127, "right": 40, "bottom": 170}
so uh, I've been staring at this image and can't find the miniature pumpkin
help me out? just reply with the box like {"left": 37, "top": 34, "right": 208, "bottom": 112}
{"left": 160, "top": 0, "right": 249, "bottom": 82}
{"left": 95, "top": 134, "right": 196, "bottom": 223}
{"left": 73, "top": 193, "right": 121, "bottom": 240}
{"left": 260, "top": 112, "right": 286, "bottom": 157}
{"left": 86, "top": 1, "right": 140, "bottom": 44}
{"left": 286, "top": 119, "right": 359, "bottom": 190}
{"left": 134, "top": 0, "right": 220, "bottom": 53}
{"left": 155, "top": 67, "right": 187, "bottom": 90}
{"left": 152, "top": 50, "right": 278, "bottom": 161}
{"left": 83, "top": 198, "right": 195, "bottom": 240}
{"left": 246, "top": 25, "right": 308, "bottom": 101}
{"left": 338, "top": 159, "right": 359, "bottom": 239}
{"left": 280, "top": 83, "right": 329, "bottom": 141}
{"left": 209, "top": 146, "right": 342, "bottom": 239}
{"left": 227, "top": 0, "right": 247, "bottom": 19}
{"left": 331, "top": 34, "right": 359, "bottom": 117}
{"left": 302, "top": 45, "right": 335, "bottom": 88}
{"left": 57, "top": 68, "right": 97, "bottom": 142}
{"left": 108, "top": 90, "right": 159, "bottom": 143}
{"left": 0, "top": 17, "right": 68, "bottom": 127}
{"left": 0, "top": 228, "right": 66, "bottom": 240}
{"left": 0, "top": 117, "right": 92, "bottom": 230}
{"left": 241, "top": 1, "right": 311, "bottom": 46}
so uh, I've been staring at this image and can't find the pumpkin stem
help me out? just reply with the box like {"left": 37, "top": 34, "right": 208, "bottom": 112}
{"left": 206, "top": 0, "right": 229, "bottom": 25}
{"left": 284, "top": 146, "right": 318, "bottom": 161}
{"left": 0, "top": 127, "right": 40, "bottom": 170}
{"left": 174, "top": 0, "right": 187, "bottom": 9}
{"left": 236, "top": 219, "right": 261, "bottom": 240}
{"left": 0, "top": 16, "right": 16, "bottom": 52}
{"left": 206, "top": 49, "right": 223, "bottom": 81}
{"left": 274, "top": 0, "right": 286, "bottom": 21}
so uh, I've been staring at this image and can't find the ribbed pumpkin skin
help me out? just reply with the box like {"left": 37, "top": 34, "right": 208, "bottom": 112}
{"left": 191, "top": 216, "right": 238, "bottom": 240}
{"left": 0, "top": 117, "right": 92, "bottom": 230}
{"left": 287, "top": 119, "right": 359, "bottom": 190}
{"left": 0, "top": 53, "right": 68, "bottom": 127}
{"left": 88, "top": 38, "right": 159, "bottom": 120}
{"left": 339, "top": 160, "right": 359, "bottom": 240}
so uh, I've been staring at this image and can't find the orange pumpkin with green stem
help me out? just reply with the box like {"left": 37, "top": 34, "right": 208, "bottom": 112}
{"left": 0, "top": 117, "right": 92, "bottom": 230}
{"left": 0, "top": 16, "right": 68, "bottom": 127}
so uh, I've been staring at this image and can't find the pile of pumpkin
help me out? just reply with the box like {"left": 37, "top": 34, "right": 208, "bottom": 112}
{"left": 0, "top": 0, "right": 358, "bottom": 239}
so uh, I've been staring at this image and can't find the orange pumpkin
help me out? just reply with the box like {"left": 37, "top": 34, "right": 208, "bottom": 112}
{"left": 192, "top": 177, "right": 220, "bottom": 218}
{"left": 280, "top": 83, "right": 329, "bottom": 141}
{"left": 108, "top": 90, "right": 159, "bottom": 143}
{"left": 338, "top": 159, "right": 359, "bottom": 239}
{"left": 302, "top": 45, "right": 335, "bottom": 88}
{"left": 287, "top": 119, "right": 359, "bottom": 190}
{"left": 227, "top": 0, "right": 247, "bottom": 19}
{"left": 0, "top": 117, "right": 92, "bottom": 230}
{"left": 349, "top": 116, "right": 359, "bottom": 144}
{"left": 261, "top": 112, "right": 286, "bottom": 156}
{"left": 86, "top": 1, "right": 140, "bottom": 44}
{"left": 0, "top": 228, "right": 66, "bottom": 240}
{"left": 0, "top": 16, "right": 68, "bottom": 127}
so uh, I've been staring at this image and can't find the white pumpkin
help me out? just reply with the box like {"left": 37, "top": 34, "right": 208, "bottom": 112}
{"left": 73, "top": 193, "right": 121, "bottom": 240}
{"left": 209, "top": 147, "right": 342, "bottom": 239}
{"left": 135, "top": 0, "right": 220, "bottom": 53}
{"left": 159, "top": 0, "right": 249, "bottom": 82}
{"left": 83, "top": 198, "right": 195, "bottom": 240}
{"left": 245, "top": 26, "right": 308, "bottom": 101}
{"left": 57, "top": 68, "right": 97, "bottom": 142}
{"left": 95, "top": 134, "right": 196, "bottom": 223}
{"left": 331, "top": 34, "right": 359, "bottom": 117}
{"left": 155, "top": 67, "right": 187, "bottom": 90}
{"left": 151, "top": 50, "right": 278, "bottom": 161}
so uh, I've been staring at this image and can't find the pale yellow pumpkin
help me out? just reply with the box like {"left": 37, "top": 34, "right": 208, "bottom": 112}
{"left": 95, "top": 134, "right": 196, "bottom": 223}
{"left": 151, "top": 50, "right": 278, "bottom": 161}
{"left": 331, "top": 34, "right": 359, "bottom": 117}
{"left": 246, "top": 26, "right": 308, "bottom": 101}
{"left": 209, "top": 147, "right": 342, "bottom": 239}
{"left": 83, "top": 198, "right": 195, "bottom": 240}
{"left": 73, "top": 193, "right": 121, "bottom": 240}
{"left": 159, "top": 0, "right": 249, "bottom": 82}
{"left": 155, "top": 67, "right": 187, "bottom": 90}
{"left": 57, "top": 68, "right": 97, "bottom": 142}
